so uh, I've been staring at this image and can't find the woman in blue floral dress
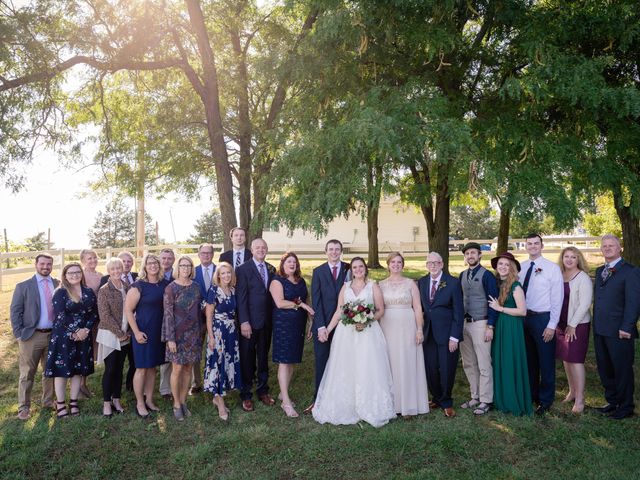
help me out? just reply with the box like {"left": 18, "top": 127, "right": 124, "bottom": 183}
{"left": 204, "top": 262, "right": 241, "bottom": 420}
{"left": 45, "top": 262, "right": 98, "bottom": 418}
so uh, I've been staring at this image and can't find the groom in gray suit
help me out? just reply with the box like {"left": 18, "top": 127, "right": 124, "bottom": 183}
{"left": 10, "top": 253, "right": 58, "bottom": 420}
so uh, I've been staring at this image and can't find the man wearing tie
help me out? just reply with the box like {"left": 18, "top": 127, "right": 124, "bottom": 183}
{"left": 99, "top": 251, "right": 138, "bottom": 288}
{"left": 518, "top": 233, "right": 563, "bottom": 415}
{"left": 418, "top": 252, "right": 464, "bottom": 418}
{"left": 158, "top": 248, "right": 176, "bottom": 399}
{"left": 235, "top": 238, "right": 276, "bottom": 411}
{"left": 219, "top": 227, "right": 252, "bottom": 269}
{"left": 10, "top": 253, "right": 58, "bottom": 420}
{"left": 192, "top": 243, "right": 216, "bottom": 394}
{"left": 593, "top": 234, "right": 640, "bottom": 420}
{"left": 306, "top": 239, "right": 350, "bottom": 414}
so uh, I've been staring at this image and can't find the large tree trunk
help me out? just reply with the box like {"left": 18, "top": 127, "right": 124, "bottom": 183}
{"left": 186, "top": 0, "right": 236, "bottom": 249}
{"left": 365, "top": 161, "right": 383, "bottom": 268}
{"left": 410, "top": 160, "right": 451, "bottom": 271}
{"left": 497, "top": 204, "right": 512, "bottom": 254}
{"left": 366, "top": 202, "right": 380, "bottom": 268}
{"left": 613, "top": 188, "right": 640, "bottom": 265}
{"left": 230, "top": 27, "right": 252, "bottom": 231}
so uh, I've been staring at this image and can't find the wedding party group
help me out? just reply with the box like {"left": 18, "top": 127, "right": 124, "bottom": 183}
{"left": 9, "top": 228, "right": 638, "bottom": 427}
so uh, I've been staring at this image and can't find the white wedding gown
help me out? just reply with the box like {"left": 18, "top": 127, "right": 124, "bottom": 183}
{"left": 313, "top": 280, "right": 396, "bottom": 427}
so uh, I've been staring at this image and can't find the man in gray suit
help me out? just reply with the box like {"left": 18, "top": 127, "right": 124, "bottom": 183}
{"left": 10, "top": 253, "right": 58, "bottom": 420}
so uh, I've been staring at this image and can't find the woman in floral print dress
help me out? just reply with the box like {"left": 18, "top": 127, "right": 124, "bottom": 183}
{"left": 45, "top": 262, "right": 98, "bottom": 418}
{"left": 204, "top": 262, "right": 242, "bottom": 421}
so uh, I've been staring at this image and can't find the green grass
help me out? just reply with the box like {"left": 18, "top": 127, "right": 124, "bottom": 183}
{"left": 0, "top": 260, "right": 639, "bottom": 479}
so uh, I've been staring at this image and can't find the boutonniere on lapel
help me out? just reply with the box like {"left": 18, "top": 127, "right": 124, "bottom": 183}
{"left": 607, "top": 266, "right": 616, "bottom": 278}
{"left": 534, "top": 267, "right": 543, "bottom": 276}
{"left": 267, "top": 264, "right": 276, "bottom": 275}
{"left": 438, "top": 281, "right": 447, "bottom": 291}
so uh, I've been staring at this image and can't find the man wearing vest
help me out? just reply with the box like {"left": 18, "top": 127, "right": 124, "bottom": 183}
{"left": 459, "top": 242, "right": 499, "bottom": 416}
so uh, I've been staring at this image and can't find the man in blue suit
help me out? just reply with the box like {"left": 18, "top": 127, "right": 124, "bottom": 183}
{"left": 418, "top": 252, "right": 464, "bottom": 417}
{"left": 236, "top": 238, "right": 276, "bottom": 412}
{"left": 306, "top": 239, "right": 350, "bottom": 414}
{"left": 593, "top": 234, "right": 640, "bottom": 420}
{"left": 191, "top": 243, "right": 216, "bottom": 394}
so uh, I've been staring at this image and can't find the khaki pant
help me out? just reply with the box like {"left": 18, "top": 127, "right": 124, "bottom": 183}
{"left": 18, "top": 331, "right": 54, "bottom": 412}
{"left": 159, "top": 362, "right": 172, "bottom": 395}
{"left": 460, "top": 320, "right": 493, "bottom": 403}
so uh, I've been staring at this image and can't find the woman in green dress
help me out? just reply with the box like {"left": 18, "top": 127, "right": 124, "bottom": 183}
{"left": 489, "top": 252, "right": 532, "bottom": 416}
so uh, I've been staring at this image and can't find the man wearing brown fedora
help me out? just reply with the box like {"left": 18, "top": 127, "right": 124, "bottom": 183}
{"left": 459, "top": 242, "right": 499, "bottom": 415}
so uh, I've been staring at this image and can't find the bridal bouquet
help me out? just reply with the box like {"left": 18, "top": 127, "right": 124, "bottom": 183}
{"left": 340, "top": 301, "right": 376, "bottom": 331}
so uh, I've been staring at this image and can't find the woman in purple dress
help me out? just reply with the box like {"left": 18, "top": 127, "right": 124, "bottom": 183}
{"left": 556, "top": 247, "right": 592, "bottom": 414}
{"left": 162, "top": 255, "right": 202, "bottom": 421}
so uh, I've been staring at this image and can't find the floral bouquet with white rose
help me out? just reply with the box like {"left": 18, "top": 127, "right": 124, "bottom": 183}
{"left": 340, "top": 301, "right": 376, "bottom": 331}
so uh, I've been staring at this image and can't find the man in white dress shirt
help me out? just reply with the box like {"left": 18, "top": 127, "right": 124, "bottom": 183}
{"left": 518, "top": 233, "right": 563, "bottom": 414}
{"left": 219, "top": 227, "right": 252, "bottom": 269}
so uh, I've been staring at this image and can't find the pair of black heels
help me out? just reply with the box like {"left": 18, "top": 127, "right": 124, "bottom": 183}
{"left": 136, "top": 401, "right": 160, "bottom": 419}
{"left": 103, "top": 401, "right": 125, "bottom": 418}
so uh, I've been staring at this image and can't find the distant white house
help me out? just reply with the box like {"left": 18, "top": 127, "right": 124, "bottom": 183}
{"left": 262, "top": 197, "right": 428, "bottom": 253}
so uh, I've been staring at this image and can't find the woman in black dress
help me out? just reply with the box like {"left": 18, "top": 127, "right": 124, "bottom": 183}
{"left": 269, "top": 252, "right": 314, "bottom": 418}
{"left": 45, "top": 262, "right": 98, "bottom": 418}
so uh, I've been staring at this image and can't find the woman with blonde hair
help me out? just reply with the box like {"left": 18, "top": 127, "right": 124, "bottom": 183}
{"left": 489, "top": 252, "right": 532, "bottom": 416}
{"left": 162, "top": 255, "right": 202, "bottom": 421}
{"left": 204, "top": 262, "right": 242, "bottom": 420}
{"left": 80, "top": 248, "right": 103, "bottom": 397}
{"left": 379, "top": 252, "right": 428, "bottom": 416}
{"left": 556, "top": 246, "right": 592, "bottom": 414}
{"left": 125, "top": 254, "right": 169, "bottom": 418}
{"left": 44, "top": 262, "right": 98, "bottom": 418}
{"left": 97, "top": 257, "right": 130, "bottom": 417}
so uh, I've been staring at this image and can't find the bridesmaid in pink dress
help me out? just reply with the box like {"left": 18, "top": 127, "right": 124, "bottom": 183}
{"left": 81, "top": 248, "right": 103, "bottom": 397}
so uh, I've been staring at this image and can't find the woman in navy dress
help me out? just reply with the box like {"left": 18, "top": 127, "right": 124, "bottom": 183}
{"left": 45, "top": 262, "right": 98, "bottom": 418}
{"left": 204, "top": 262, "right": 242, "bottom": 421}
{"left": 125, "top": 254, "right": 169, "bottom": 418}
{"left": 269, "top": 252, "right": 314, "bottom": 418}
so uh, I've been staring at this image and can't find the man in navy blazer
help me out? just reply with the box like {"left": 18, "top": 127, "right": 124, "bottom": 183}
{"left": 192, "top": 243, "right": 216, "bottom": 394}
{"left": 418, "top": 251, "right": 464, "bottom": 417}
{"left": 593, "top": 234, "right": 640, "bottom": 420}
{"left": 235, "top": 238, "right": 276, "bottom": 412}
{"left": 10, "top": 253, "right": 58, "bottom": 419}
{"left": 306, "top": 239, "right": 350, "bottom": 414}
{"left": 219, "top": 227, "right": 252, "bottom": 269}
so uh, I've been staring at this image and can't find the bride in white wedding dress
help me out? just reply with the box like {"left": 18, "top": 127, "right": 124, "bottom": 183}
{"left": 312, "top": 257, "right": 396, "bottom": 428}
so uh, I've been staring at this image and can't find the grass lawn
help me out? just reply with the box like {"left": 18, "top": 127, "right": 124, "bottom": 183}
{"left": 0, "top": 258, "right": 639, "bottom": 479}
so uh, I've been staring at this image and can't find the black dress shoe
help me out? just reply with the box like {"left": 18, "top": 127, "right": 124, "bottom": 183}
{"left": 609, "top": 409, "right": 633, "bottom": 420}
{"left": 596, "top": 404, "right": 617, "bottom": 414}
{"left": 535, "top": 405, "right": 550, "bottom": 416}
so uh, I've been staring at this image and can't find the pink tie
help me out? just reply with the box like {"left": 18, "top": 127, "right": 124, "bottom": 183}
{"left": 42, "top": 279, "right": 54, "bottom": 322}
